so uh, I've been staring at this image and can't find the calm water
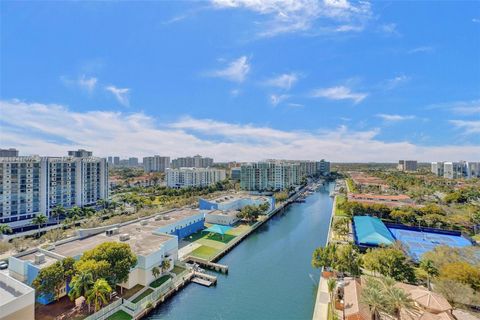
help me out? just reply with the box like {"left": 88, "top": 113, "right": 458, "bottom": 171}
{"left": 147, "top": 183, "right": 334, "bottom": 320}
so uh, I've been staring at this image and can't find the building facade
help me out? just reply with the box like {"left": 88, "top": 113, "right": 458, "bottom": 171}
{"left": 171, "top": 155, "right": 213, "bottom": 168}
{"left": 166, "top": 167, "right": 226, "bottom": 188}
{"left": 143, "top": 156, "right": 170, "bottom": 173}
{"left": 0, "top": 153, "right": 108, "bottom": 227}
{"left": 398, "top": 160, "right": 417, "bottom": 172}
{"left": 0, "top": 148, "right": 19, "bottom": 157}
{"left": 431, "top": 162, "right": 444, "bottom": 176}
{"left": 240, "top": 160, "right": 329, "bottom": 191}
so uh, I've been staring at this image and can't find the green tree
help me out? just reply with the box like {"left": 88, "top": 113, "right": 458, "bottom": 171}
{"left": 419, "top": 259, "right": 438, "bottom": 290}
{"left": 81, "top": 242, "right": 137, "bottom": 293}
{"left": 383, "top": 280, "right": 416, "bottom": 319}
{"left": 362, "top": 247, "right": 416, "bottom": 282}
{"left": 68, "top": 272, "right": 94, "bottom": 310}
{"left": 312, "top": 243, "right": 338, "bottom": 270}
{"left": 336, "top": 243, "right": 362, "bottom": 277}
{"left": 361, "top": 277, "right": 387, "bottom": 320}
{"left": 0, "top": 224, "right": 12, "bottom": 235}
{"left": 327, "top": 278, "right": 337, "bottom": 320}
{"left": 51, "top": 205, "right": 65, "bottom": 224}
{"left": 161, "top": 258, "right": 171, "bottom": 273}
{"left": 32, "top": 214, "right": 48, "bottom": 237}
{"left": 32, "top": 261, "right": 65, "bottom": 301}
{"left": 86, "top": 279, "right": 112, "bottom": 312}
{"left": 152, "top": 266, "right": 161, "bottom": 279}
{"left": 75, "top": 259, "right": 111, "bottom": 282}
{"left": 440, "top": 261, "right": 480, "bottom": 291}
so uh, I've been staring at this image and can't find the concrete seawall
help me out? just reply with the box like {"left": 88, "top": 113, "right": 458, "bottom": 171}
{"left": 312, "top": 194, "right": 336, "bottom": 320}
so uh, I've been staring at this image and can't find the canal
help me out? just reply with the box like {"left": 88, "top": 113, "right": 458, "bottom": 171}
{"left": 147, "top": 183, "right": 334, "bottom": 320}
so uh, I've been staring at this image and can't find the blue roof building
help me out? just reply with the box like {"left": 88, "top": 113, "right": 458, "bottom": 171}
{"left": 353, "top": 216, "right": 395, "bottom": 247}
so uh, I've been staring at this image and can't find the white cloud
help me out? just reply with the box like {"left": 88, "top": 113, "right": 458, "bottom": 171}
{"left": 408, "top": 46, "right": 434, "bottom": 54}
{"left": 61, "top": 74, "right": 98, "bottom": 93}
{"left": 105, "top": 85, "right": 130, "bottom": 107}
{"left": 472, "top": 18, "right": 480, "bottom": 23}
{"left": 311, "top": 85, "right": 368, "bottom": 104}
{"left": 0, "top": 100, "right": 479, "bottom": 162}
{"left": 376, "top": 114, "right": 415, "bottom": 122}
{"left": 270, "top": 94, "right": 289, "bottom": 106}
{"left": 383, "top": 74, "right": 410, "bottom": 90}
{"left": 209, "top": 56, "right": 250, "bottom": 83}
{"left": 2, "top": 99, "right": 478, "bottom": 162}
{"left": 450, "top": 120, "right": 480, "bottom": 135}
{"left": 379, "top": 23, "right": 400, "bottom": 36}
{"left": 428, "top": 99, "right": 480, "bottom": 115}
{"left": 264, "top": 73, "right": 298, "bottom": 90}
{"left": 211, "top": 0, "right": 372, "bottom": 37}
{"left": 77, "top": 75, "right": 98, "bottom": 93}
{"left": 287, "top": 103, "right": 304, "bottom": 108}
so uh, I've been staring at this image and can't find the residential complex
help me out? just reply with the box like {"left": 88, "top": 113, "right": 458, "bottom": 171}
{"left": 0, "top": 151, "right": 108, "bottom": 227}
{"left": 397, "top": 160, "right": 417, "bottom": 171}
{"left": 431, "top": 161, "right": 480, "bottom": 179}
{"left": 143, "top": 155, "right": 170, "bottom": 173}
{"left": 166, "top": 167, "right": 226, "bottom": 188}
{"left": 171, "top": 155, "right": 214, "bottom": 169}
{"left": 200, "top": 194, "right": 274, "bottom": 226}
{"left": 8, "top": 208, "right": 204, "bottom": 304}
{"left": 240, "top": 160, "right": 330, "bottom": 191}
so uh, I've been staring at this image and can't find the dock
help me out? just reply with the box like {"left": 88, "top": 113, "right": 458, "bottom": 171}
{"left": 192, "top": 277, "right": 213, "bottom": 287}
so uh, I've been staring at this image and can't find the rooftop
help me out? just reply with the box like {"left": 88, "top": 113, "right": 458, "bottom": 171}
{"left": 52, "top": 209, "right": 201, "bottom": 258}
{"left": 0, "top": 273, "right": 34, "bottom": 307}
{"left": 353, "top": 216, "right": 395, "bottom": 246}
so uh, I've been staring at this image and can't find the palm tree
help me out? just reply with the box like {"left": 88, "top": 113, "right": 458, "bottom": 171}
{"left": 161, "top": 258, "right": 171, "bottom": 274}
{"left": 361, "top": 279, "right": 387, "bottom": 320}
{"left": 68, "top": 206, "right": 82, "bottom": 218}
{"left": 382, "top": 278, "right": 417, "bottom": 319}
{"left": 0, "top": 224, "right": 13, "bottom": 236}
{"left": 327, "top": 278, "right": 337, "bottom": 320}
{"left": 152, "top": 266, "right": 161, "bottom": 280}
{"left": 51, "top": 205, "right": 65, "bottom": 224}
{"left": 69, "top": 272, "right": 94, "bottom": 311}
{"left": 32, "top": 214, "right": 48, "bottom": 237}
{"left": 419, "top": 259, "right": 438, "bottom": 291}
{"left": 86, "top": 279, "right": 111, "bottom": 312}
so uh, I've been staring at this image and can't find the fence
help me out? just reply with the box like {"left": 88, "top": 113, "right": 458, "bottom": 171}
{"left": 83, "top": 299, "right": 123, "bottom": 320}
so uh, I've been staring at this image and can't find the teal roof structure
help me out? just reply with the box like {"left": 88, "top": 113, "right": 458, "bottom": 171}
{"left": 353, "top": 216, "right": 395, "bottom": 246}
{"left": 203, "top": 224, "right": 232, "bottom": 235}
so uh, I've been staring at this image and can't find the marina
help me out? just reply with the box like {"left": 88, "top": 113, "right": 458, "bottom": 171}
{"left": 146, "top": 182, "right": 335, "bottom": 320}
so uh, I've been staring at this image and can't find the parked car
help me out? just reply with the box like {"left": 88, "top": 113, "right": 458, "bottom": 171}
{"left": 0, "top": 261, "right": 8, "bottom": 269}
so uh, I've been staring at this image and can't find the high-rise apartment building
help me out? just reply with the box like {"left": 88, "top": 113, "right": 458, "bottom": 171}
{"left": 431, "top": 162, "right": 444, "bottom": 176}
{"left": 398, "top": 160, "right": 417, "bottom": 172}
{"left": 128, "top": 157, "right": 139, "bottom": 167}
{"left": 143, "top": 156, "right": 170, "bottom": 173}
{"left": 0, "top": 152, "right": 108, "bottom": 227}
{"left": 166, "top": 167, "right": 226, "bottom": 188}
{"left": 240, "top": 160, "right": 329, "bottom": 191}
{"left": 0, "top": 148, "right": 19, "bottom": 157}
{"left": 443, "top": 162, "right": 464, "bottom": 179}
{"left": 113, "top": 156, "right": 120, "bottom": 166}
{"left": 171, "top": 155, "right": 213, "bottom": 168}
{"left": 68, "top": 149, "right": 93, "bottom": 157}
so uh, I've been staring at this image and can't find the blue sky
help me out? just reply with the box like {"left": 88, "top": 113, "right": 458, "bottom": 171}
{"left": 1, "top": 0, "right": 479, "bottom": 161}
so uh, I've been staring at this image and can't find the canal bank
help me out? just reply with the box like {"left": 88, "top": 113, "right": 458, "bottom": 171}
{"left": 146, "top": 182, "right": 335, "bottom": 320}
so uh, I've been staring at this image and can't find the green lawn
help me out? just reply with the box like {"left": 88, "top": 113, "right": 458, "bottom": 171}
{"left": 131, "top": 288, "right": 154, "bottom": 303}
{"left": 335, "top": 195, "right": 348, "bottom": 216}
{"left": 107, "top": 310, "right": 132, "bottom": 320}
{"left": 184, "top": 230, "right": 236, "bottom": 244}
{"left": 171, "top": 265, "right": 185, "bottom": 275}
{"left": 150, "top": 275, "right": 171, "bottom": 288}
{"left": 190, "top": 245, "right": 219, "bottom": 260}
{"left": 120, "top": 284, "right": 144, "bottom": 299}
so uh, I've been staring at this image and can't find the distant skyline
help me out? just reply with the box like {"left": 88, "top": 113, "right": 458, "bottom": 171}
{"left": 0, "top": 1, "right": 479, "bottom": 162}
